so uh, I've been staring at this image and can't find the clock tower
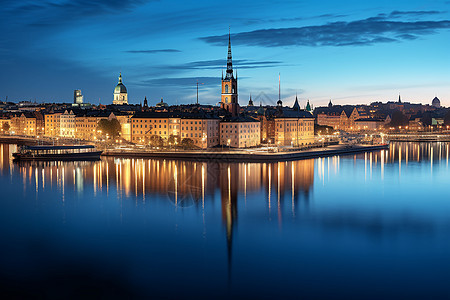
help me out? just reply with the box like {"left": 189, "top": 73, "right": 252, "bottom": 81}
{"left": 221, "top": 31, "right": 239, "bottom": 116}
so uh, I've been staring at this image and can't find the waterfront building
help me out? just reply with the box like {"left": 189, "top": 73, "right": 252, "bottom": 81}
{"left": 131, "top": 112, "right": 173, "bottom": 144}
{"left": 60, "top": 110, "right": 75, "bottom": 138}
{"left": 74, "top": 111, "right": 131, "bottom": 141}
{"left": 44, "top": 111, "right": 62, "bottom": 137}
{"left": 220, "top": 32, "right": 239, "bottom": 116}
{"left": 315, "top": 103, "right": 343, "bottom": 129}
{"left": 131, "top": 111, "right": 220, "bottom": 149}
{"left": 179, "top": 112, "right": 220, "bottom": 149}
{"left": 113, "top": 73, "right": 128, "bottom": 105}
{"left": 115, "top": 113, "right": 132, "bottom": 141}
{"left": 220, "top": 116, "right": 260, "bottom": 148}
{"left": 258, "top": 98, "right": 314, "bottom": 145}
{"left": 354, "top": 118, "right": 385, "bottom": 131}
{"left": 274, "top": 109, "right": 315, "bottom": 146}
{"left": 75, "top": 113, "right": 103, "bottom": 140}
{"left": 10, "top": 113, "right": 36, "bottom": 136}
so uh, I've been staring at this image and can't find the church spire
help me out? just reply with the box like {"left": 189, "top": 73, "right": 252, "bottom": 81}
{"left": 293, "top": 93, "right": 300, "bottom": 111}
{"left": 118, "top": 72, "right": 122, "bottom": 84}
{"left": 226, "top": 28, "right": 233, "bottom": 79}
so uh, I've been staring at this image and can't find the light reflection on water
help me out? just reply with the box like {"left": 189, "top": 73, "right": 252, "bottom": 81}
{"left": 1, "top": 142, "right": 450, "bottom": 299}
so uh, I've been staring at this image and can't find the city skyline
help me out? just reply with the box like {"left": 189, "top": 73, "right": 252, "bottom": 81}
{"left": 1, "top": 1, "right": 449, "bottom": 107}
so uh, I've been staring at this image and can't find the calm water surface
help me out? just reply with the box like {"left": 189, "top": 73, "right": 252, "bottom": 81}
{"left": 1, "top": 142, "right": 450, "bottom": 299}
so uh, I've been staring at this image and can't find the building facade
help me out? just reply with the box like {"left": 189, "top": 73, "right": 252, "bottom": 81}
{"left": 10, "top": 113, "right": 36, "bottom": 136}
{"left": 60, "top": 110, "right": 75, "bottom": 138}
{"left": 220, "top": 116, "right": 260, "bottom": 148}
{"left": 180, "top": 115, "right": 220, "bottom": 149}
{"left": 44, "top": 112, "right": 62, "bottom": 137}
{"left": 274, "top": 110, "right": 315, "bottom": 146}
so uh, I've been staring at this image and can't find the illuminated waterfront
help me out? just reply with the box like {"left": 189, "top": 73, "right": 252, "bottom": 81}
{"left": 1, "top": 142, "right": 450, "bottom": 298}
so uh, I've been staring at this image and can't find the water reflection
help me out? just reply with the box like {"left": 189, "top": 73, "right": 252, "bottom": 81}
{"left": 2, "top": 142, "right": 449, "bottom": 220}
{"left": 2, "top": 142, "right": 450, "bottom": 298}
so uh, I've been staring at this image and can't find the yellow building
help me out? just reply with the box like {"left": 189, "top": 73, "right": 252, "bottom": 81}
{"left": 180, "top": 113, "right": 220, "bottom": 149}
{"left": 44, "top": 112, "right": 62, "bottom": 137}
{"left": 75, "top": 111, "right": 131, "bottom": 141}
{"left": 75, "top": 115, "right": 99, "bottom": 140}
{"left": 132, "top": 112, "right": 172, "bottom": 144}
{"left": 10, "top": 113, "right": 36, "bottom": 136}
{"left": 115, "top": 113, "right": 132, "bottom": 142}
{"left": 354, "top": 118, "right": 385, "bottom": 131}
{"left": 274, "top": 109, "right": 315, "bottom": 146}
{"left": 60, "top": 110, "right": 75, "bottom": 138}
{"left": 131, "top": 111, "right": 220, "bottom": 148}
{"left": 220, "top": 116, "right": 260, "bottom": 148}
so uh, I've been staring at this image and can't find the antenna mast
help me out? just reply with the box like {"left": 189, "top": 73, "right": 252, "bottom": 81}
{"left": 278, "top": 73, "right": 281, "bottom": 101}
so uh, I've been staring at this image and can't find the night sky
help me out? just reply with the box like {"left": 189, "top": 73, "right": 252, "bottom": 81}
{"left": 1, "top": 0, "right": 449, "bottom": 107}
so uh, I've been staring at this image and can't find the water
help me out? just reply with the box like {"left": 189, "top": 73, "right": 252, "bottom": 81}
{"left": 1, "top": 142, "right": 450, "bottom": 299}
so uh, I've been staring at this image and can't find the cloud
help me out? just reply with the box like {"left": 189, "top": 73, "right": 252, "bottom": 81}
{"left": 200, "top": 16, "right": 450, "bottom": 47}
{"left": 164, "top": 59, "right": 283, "bottom": 70}
{"left": 7, "top": 0, "right": 152, "bottom": 17}
{"left": 236, "top": 13, "right": 348, "bottom": 26}
{"left": 124, "top": 49, "right": 181, "bottom": 54}
{"left": 388, "top": 10, "right": 445, "bottom": 18}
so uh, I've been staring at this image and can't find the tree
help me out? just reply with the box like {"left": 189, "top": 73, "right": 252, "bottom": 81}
{"left": 2, "top": 122, "right": 10, "bottom": 134}
{"left": 167, "top": 134, "right": 177, "bottom": 146}
{"left": 97, "top": 119, "right": 121, "bottom": 138}
{"left": 149, "top": 135, "right": 164, "bottom": 147}
{"left": 388, "top": 111, "right": 409, "bottom": 128}
{"left": 180, "top": 138, "right": 195, "bottom": 149}
{"left": 421, "top": 112, "right": 433, "bottom": 127}
{"left": 444, "top": 111, "right": 450, "bottom": 126}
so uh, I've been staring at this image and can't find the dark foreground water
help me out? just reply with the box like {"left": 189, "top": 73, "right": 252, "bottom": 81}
{"left": 1, "top": 142, "right": 450, "bottom": 299}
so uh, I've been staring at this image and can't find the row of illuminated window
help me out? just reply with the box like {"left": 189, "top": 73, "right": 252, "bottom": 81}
{"left": 222, "top": 129, "right": 258, "bottom": 134}
{"left": 134, "top": 119, "right": 167, "bottom": 123}
{"left": 222, "top": 124, "right": 259, "bottom": 129}
{"left": 134, "top": 124, "right": 166, "bottom": 129}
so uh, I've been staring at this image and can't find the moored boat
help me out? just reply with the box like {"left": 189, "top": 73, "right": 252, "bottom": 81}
{"left": 13, "top": 145, "right": 102, "bottom": 161}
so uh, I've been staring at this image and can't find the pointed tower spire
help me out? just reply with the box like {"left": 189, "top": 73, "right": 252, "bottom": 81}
{"left": 143, "top": 96, "right": 148, "bottom": 108}
{"left": 293, "top": 93, "right": 300, "bottom": 111}
{"left": 226, "top": 28, "right": 233, "bottom": 79}
{"left": 398, "top": 93, "right": 401, "bottom": 103}
{"left": 118, "top": 72, "right": 122, "bottom": 84}
{"left": 305, "top": 99, "right": 312, "bottom": 112}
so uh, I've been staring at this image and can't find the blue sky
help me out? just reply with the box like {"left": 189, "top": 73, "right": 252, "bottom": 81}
{"left": 0, "top": 0, "right": 449, "bottom": 108}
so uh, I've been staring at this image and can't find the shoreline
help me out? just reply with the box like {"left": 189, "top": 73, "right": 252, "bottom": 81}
{"left": 102, "top": 144, "right": 389, "bottom": 162}
{"left": 0, "top": 135, "right": 388, "bottom": 162}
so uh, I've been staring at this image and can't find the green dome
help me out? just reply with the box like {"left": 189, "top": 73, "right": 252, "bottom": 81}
{"left": 114, "top": 73, "right": 127, "bottom": 94}
{"left": 156, "top": 97, "right": 168, "bottom": 107}
{"left": 114, "top": 83, "right": 127, "bottom": 94}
